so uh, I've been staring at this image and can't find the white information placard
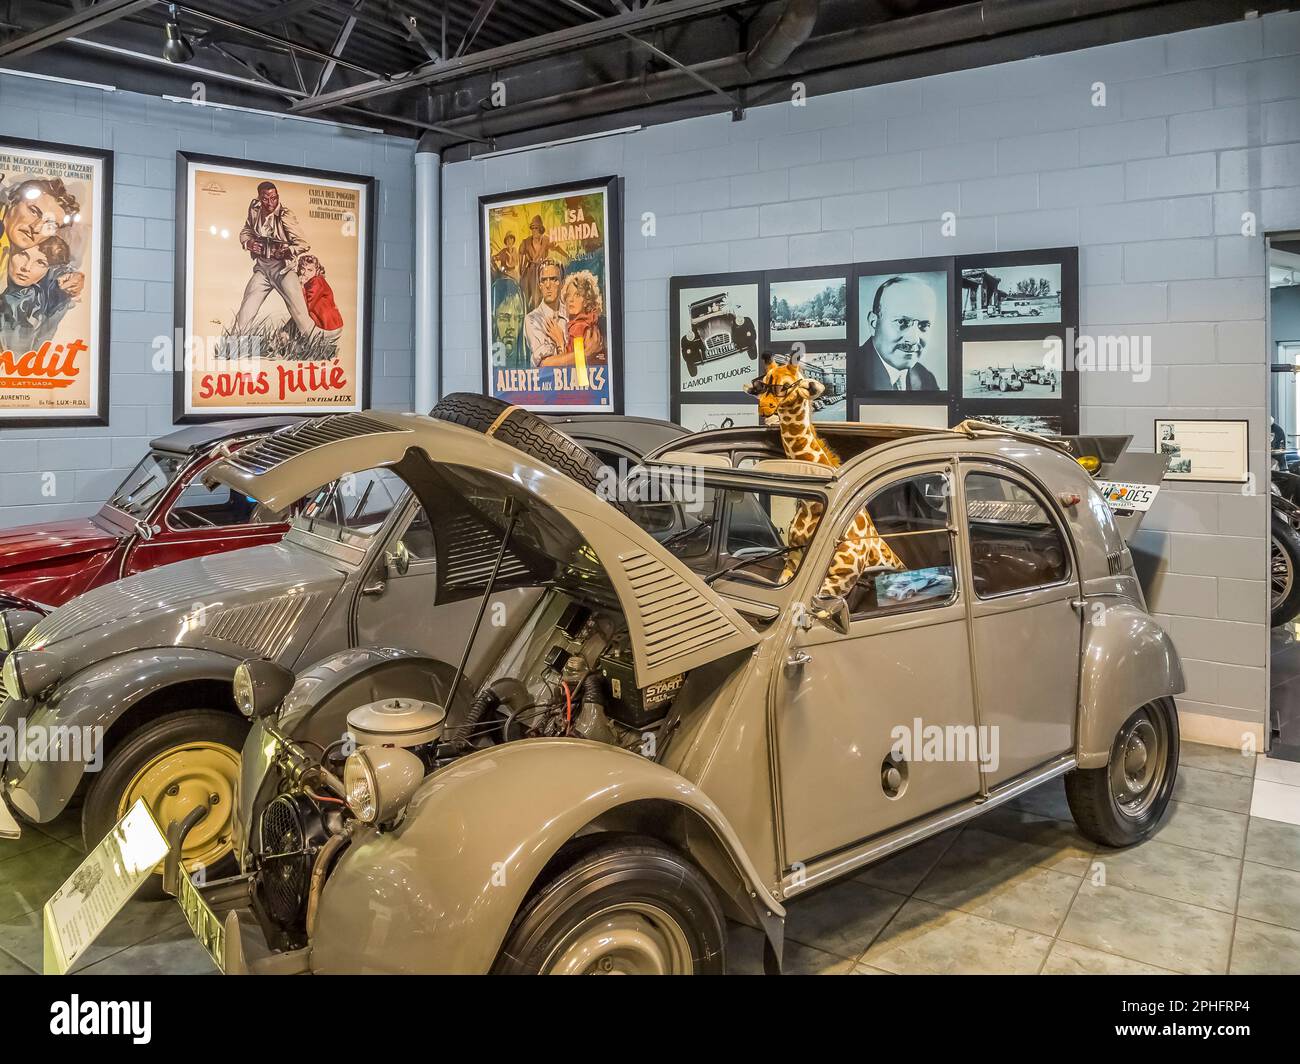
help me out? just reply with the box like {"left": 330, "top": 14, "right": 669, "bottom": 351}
{"left": 1155, "top": 419, "right": 1249, "bottom": 483}
{"left": 43, "top": 798, "right": 168, "bottom": 974}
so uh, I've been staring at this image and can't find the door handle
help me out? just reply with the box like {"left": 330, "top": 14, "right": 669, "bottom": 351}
{"left": 786, "top": 650, "right": 812, "bottom": 668}
{"left": 360, "top": 579, "right": 386, "bottom": 596}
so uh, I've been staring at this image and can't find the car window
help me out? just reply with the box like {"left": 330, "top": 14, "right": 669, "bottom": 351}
{"left": 108, "top": 451, "right": 185, "bottom": 519}
{"left": 169, "top": 479, "right": 283, "bottom": 530}
{"left": 965, "top": 472, "right": 1069, "bottom": 597}
{"left": 398, "top": 505, "right": 436, "bottom": 561}
{"left": 839, "top": 471, "right": 957, "bottom": 618}
{"left": 294, "top": 467, "right": 409, "bottom": 546}
{"left": 624, "top": 469, "right": 815, "bottom": 587}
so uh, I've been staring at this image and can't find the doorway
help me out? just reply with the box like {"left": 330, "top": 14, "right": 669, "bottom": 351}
{"left": 1268, "top": 234, "right": 1300, "bottom": 761}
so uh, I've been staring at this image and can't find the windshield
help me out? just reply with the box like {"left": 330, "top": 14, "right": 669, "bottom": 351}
{"left": 107, "top": 451, "right": 186, "bottom": 519}
{"left": 291, "top": 467, "right": 409, "bottom": 548}
{"left": 624, "top": 468, "right": 818, "bottom": 589}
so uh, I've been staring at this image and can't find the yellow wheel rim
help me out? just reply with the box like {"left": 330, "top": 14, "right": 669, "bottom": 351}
{"left": 116, "top": 741, "right": 240, "bottom": 873}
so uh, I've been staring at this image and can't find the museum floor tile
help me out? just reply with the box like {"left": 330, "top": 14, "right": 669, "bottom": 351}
{"left": 0, "top": 742, "right": 1298, "bottom": 975}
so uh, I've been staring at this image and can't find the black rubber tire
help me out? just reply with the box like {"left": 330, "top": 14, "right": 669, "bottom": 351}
{"left": 494, "top": 836, "right": 726, "bottom": 975}
{"left": 83, "top": 710, "right": 248, "bottom": 900}
{"left": 1272, "top": 509, "right": 1300, "bottom": 626}
{"left": 1065, "top": 698, "right": 1179, "bottom": 848}
{"left": 430, "top": 392, "right": 613, "bottom": 501}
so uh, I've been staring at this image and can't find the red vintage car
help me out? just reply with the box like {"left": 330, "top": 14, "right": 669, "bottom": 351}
{"left": 0, "top": 416, "right": 302, "bottom": 615}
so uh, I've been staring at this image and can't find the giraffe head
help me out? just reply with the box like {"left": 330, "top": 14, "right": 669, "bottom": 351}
{"left": 749, "top": 351, "right": 826, "bottom": 422}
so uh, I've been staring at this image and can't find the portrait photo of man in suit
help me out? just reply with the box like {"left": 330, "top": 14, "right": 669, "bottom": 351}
{"left": 858, "top": 271, "right": 948, "bottom": 392}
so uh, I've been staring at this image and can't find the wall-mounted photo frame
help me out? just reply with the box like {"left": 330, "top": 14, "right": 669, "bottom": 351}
{"left": 961, "top": 339, "right": 1061, "bottom": 400}
{"left": 672, "top": 272, "right": 763, "bottom": 401}
{"left": 768, "top": 272, "right": 848, "bottom": 344}
{"left": 961, "top": 260, "right": 1063, "bottom": 326}
{"left": 966, "top": 412, "right": 1064, "bottom": 435}
{"left": 0, "top": 136, "right": 112, "bottom": 427}
{"left": 678, "top": 401, "right": 761, "bottom": 433}
{"left": 174, "top": 152, "right": 375, "bottom": 423}
{"left": 481, "top": 176, "right": 621, "bottom": 414}
{"left": 1156, "top": 419, "right": 1249, "bottom": 483}
{"left": 854, "top": 258, "right": 954, "bottom": 396}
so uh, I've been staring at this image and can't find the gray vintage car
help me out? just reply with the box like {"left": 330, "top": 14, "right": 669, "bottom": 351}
{"left": 0, "top": 406, "right": 683, "bottom": 881}
{"left": 157, "top": 407, "right": 1182, "bottom": 975}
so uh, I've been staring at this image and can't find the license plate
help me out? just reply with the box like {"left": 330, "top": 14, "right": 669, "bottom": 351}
{"left": 178, "top": 869, "right": 226, "bottom": 973}
{"left": 1095, "top": 480, "right": 1159, "bottom": 512}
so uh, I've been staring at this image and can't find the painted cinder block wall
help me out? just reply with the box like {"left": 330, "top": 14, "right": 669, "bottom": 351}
{"left": 0, "top": 74, "right": 418, "bottom": 527}
{"left": 443, "top": 12, "right": 1300, "bottom": 736}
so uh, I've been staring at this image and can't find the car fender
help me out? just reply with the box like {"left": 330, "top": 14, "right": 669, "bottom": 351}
{"left": 4, "top": 647, "right": 242, "bottom": 822}
{"left": 310, "top": 738, "right": 784, "bottom": 974}
{"left": 1076, "top": 602, "right": 1185, "bottom": 769}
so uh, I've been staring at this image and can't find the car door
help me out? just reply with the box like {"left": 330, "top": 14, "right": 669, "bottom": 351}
{"left": 774, "top": 463, "right": 983, "bottom": 866}
{"left": 122, "top": 456, "right": 291, "bottom": 577}
{"left": 960, "top": 463, "right": 1082, "bottom": 787}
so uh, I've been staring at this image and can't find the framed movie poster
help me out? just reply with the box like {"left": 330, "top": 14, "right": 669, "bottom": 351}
{"left": 175, "top": 152, "right": 375, "bottom": 422}
{"left": 481, "top": 176, "right": 621, "bottom": 413}
{"left": 0, "top": 137, "right": 111, "bottom": 426}
{"left": 854, "top": 259, "right": 952, "bottom": 396}
{"left": 1156, "top": 419, "right": 1249, "bottom": 483}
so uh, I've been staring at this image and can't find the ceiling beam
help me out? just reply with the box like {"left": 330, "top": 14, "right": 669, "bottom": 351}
{"left": 291, "top": 0, "right": 752, "bottom": 114}
{"left": 453, "top": 0, "right": 498, "bottom": 59}
{"left": 315, "top": 0, "right": 364, "bottom": 96}
{"left": 0, "top": 0, "right": 154, "bottom": 58}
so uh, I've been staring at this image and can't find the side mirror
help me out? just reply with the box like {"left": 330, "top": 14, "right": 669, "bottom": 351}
{"left": 385, "top": 540, "right": 411, "bottom": 578}
{"left": 810, "top": 595, "right": 851, "bottom": 636}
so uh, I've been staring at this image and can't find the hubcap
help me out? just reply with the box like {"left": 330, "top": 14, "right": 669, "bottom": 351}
{"left": 543, "top": 903, "right": 694, "bottom": 975}
{"left": 1272, "top": 537, "right": 1293, "bottom": 608}
{"left": 117, "top": 741, "right": 240, "bottom": 872}
{"left": 1109, "top": 709, "right": 1168, "bottom": 819}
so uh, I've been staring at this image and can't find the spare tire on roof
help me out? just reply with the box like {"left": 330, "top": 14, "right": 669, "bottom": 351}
{"left": 430, "top": 392, "right": 620, "bottom": 509}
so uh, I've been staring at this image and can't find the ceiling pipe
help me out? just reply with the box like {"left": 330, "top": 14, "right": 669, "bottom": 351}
{"left": 443, "top": 0, "right": 1172, "bottom": 150}
{"left": 745, "top": 0, "right": 820, "bottom": 79}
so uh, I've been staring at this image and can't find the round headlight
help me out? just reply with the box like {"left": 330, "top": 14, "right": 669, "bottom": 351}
{"left": 1, "top": 649, "right": 62, "bottom": 702}
{"left": 1, "top": 654, "right": 21, "bottom": 701}
{"left": 0, "top": 610, "right": 40, "bottom": 653}
{"left": 342, "top": 746, "right": 424, "bottom": 825}
{"left": 232, "top": 658, "right": 295, "bottom": 720}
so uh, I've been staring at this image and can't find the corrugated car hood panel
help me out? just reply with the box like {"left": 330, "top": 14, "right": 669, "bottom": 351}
{"left": 19, "top": 542, "right": 344, "bottom": 659}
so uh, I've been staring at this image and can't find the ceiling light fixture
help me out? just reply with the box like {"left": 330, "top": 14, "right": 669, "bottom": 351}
{"left": 162, "top": 5, "right": 194, "bottom": 64}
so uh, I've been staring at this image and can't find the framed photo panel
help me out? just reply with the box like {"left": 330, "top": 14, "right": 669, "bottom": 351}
{"left": 174, "top": 152, "right": 375, "bottom": 422}
{"left": 951, "top": 247, "right": 1078, "bottom": 434}
{"left": 0, "top": 136, "right": 112, "bottom": 426}
{"left": 481, "top": 176, "right": 621, "bottom": 413}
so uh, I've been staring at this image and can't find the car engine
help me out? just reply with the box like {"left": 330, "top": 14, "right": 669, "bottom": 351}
{"left": 244, "top": 588, "right": 687, "bottom": 950}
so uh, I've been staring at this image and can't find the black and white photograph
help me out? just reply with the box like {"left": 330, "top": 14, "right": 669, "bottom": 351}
{"left": 967, "top": 412, "right": 1063, "bottom": 435}
{"left": 857, "top": 268, "right": 948, "bottom": 392}
{"left": 769, "top": 276, "right": 847, "bottom": 341}
{"left": 962, "top": 339, "right": 1060, "bottom": 399}
{"left": 673, "top": 279, "right": 760, "bottom": 393}
{"left": 961, "top": 262, "right": 1062, "bottom": 325}
{"left": 806, "top": 350, "right": 847, "bottom": 420}
{"left": 678, "top": 401, "right": 757, "bottom": 433}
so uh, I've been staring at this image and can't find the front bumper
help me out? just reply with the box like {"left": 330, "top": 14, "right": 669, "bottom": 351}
{"left": 175, "top": 867, "right": 310, "bottom": 975}
{"left": 0, "top": 789, "right": 19, "bottom": 840}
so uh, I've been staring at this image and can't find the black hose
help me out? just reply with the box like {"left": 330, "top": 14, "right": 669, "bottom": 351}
{"left": 580, "top": 672, "right": 606, "bottom": 708}
{"left": 455, "top": 687, "right": 501, "bottom": 744}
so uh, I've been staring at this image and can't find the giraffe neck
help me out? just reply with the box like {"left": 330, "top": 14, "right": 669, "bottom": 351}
{"left": 779, "top": 401, "right": 831, "bottom": 465}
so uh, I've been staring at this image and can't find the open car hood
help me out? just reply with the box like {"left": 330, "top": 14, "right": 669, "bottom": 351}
{"left": 207, "top": 412, "right": 760, "bottom": 688}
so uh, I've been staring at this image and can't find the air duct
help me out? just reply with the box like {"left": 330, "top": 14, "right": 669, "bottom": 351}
{"left": 746, "top": 0, "right": 820, "bottom": 78}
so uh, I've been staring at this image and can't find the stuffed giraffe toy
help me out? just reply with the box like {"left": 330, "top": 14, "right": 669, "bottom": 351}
{"left": 745, "top": 353, "right": 906, "bottom": 598}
